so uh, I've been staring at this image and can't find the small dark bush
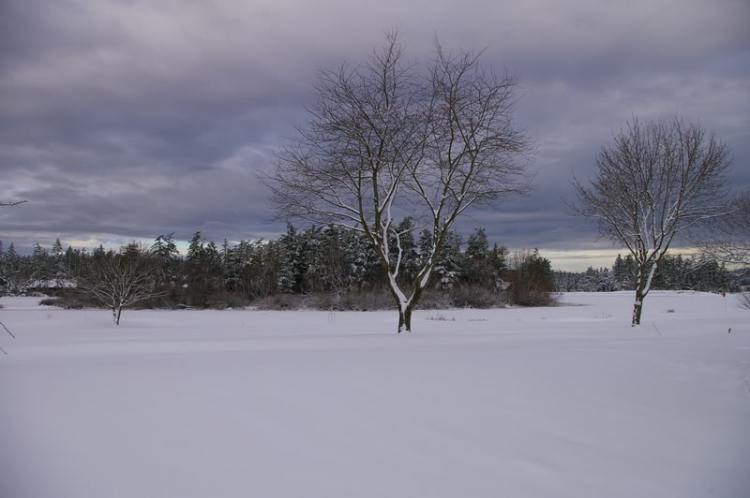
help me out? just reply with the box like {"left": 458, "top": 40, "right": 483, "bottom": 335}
{"left": 293, "top": 291, "right": 395, "bottom": 311}
{"left": 336, "top": 291, "right": 395, "bottom": 311}
{"left": 511, "top": 289, "right": 557, "bottom": 307}
{"left": 205, "top": 291, "right": 252, "bottom": 310}
{"left": 415, "top": 289, "right": 451, "bottom": 310}
{"left": 448, "top": 285, "right": 499, "bottom": 308}
{"left": 39, "top": 293, "right": 93, "bottom": 309}
{"left": 253, "top": 293, "right": 307, "bottom": 310}
{"left": 306, "top": 292, "right": 339, "bottom": 310}
{"left": 223, "top": 293, "right": 252, "bottom": 309}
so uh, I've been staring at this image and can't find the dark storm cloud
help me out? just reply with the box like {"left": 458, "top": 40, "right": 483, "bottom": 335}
{"left": 1, "top": 0, "right": 748, "bottom": 269}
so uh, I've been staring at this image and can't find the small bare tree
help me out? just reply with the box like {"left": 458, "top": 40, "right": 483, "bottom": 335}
{"left": 572, "top": 117, "right": 732, "bottom": 325}
{"left": 76, "top": 246, "right": 163, "bottom": 325}
{"left": 267, "top": 31, "right": 532, "bottom": 332}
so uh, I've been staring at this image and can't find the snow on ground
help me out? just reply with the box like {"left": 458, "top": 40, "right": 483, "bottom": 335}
{"left": 1, "top": 291, "right": 749, "bottom": 498}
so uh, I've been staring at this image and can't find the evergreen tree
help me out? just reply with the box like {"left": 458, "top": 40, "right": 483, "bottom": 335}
{"left": 151, "top": 233, "right": 181, "bottom": 289}
{"left": 52, "top": 239, "right": 63, "bottom": 257}
{"left": 509, "top": 249, "right": 555, "bottom": 305}
{"left": 463, "top": 228, "right": 492, "bottom": 287}
{"left": 276, "top": 224, "right": 303, "bottom": 293}
{"left": 185, "top": 232, "right": 223, "bottom": 306}
{"left": 31, "top": 243, "right": 52, "bottom": 286}
{"left": 187, "top": 232, "right": 204, "bottom": 260}
{"left": 488, "top": 244, "right": 509, "bottom": 290}
{"left": 432, "top": 231, "right": 463, "bottom": 289}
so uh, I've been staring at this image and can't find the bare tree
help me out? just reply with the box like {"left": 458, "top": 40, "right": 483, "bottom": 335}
{"left": 76, "top": 246, "right": 163, "bottom": 325}
{"left": 267, "top": 31, "right": 533, "bottom": 332}
{"left": 572, "top": 117, "right": 732, "bottom": 325}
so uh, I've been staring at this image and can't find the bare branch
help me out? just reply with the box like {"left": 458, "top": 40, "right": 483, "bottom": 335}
{"left": 0, "top": 200, "right": 27, "bottom": 207}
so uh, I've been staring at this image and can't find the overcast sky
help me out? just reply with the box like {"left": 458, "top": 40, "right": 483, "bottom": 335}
{"left": 1, "top": 0, "right": 748, "bottom": 270}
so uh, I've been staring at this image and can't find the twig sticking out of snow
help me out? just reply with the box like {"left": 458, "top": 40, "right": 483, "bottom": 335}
{"left": 652, "top": 323, "right": 663, "bottom": 337}
{"left": 1, "top": 320, "right": 15, "bottom": 339}
{"left": 0, "top": 320, "right": 15, "bottom": 354}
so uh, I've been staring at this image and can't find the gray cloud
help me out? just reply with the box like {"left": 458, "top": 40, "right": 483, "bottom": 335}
{"left": 1, "top": 0, "right": 749, "bottom": 269}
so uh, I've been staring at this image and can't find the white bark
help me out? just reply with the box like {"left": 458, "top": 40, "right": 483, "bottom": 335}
{"left": 642, "top": 263, "right": 657, "bottom": 297}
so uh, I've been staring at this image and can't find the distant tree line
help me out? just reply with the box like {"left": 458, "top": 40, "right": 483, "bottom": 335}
{"left": 554, "top": 253, "right": 740, "bottom": 293}
{"left": 0, "top": 223, "right": 556, "bottom": 311}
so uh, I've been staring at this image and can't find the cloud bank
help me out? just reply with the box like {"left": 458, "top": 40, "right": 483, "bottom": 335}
{"left": 1, "top": 0, "right": 748, "bottom": 269}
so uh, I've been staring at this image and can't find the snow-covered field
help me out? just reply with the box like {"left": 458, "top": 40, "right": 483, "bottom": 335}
{"left": 1, "top": 292, "right": 749, "bottom": 498}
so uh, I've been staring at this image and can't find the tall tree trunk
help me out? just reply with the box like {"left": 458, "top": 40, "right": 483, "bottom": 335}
{"left": 115, "top": 306, "right": 122, "bottom": 326}
{"left": 632, "top": 262, "right": 656, "bottom": 326}
{"left": 395, "top": 279, "right": 429, "bottom": 333}
{"left": 398, "top": 305, "right": 414, "bottom": 333}
{"left": 386, "top": 255, "right": 433, "bottom": 333}
{"left": 632, "top": 286, "right": 644, "bottom": 326}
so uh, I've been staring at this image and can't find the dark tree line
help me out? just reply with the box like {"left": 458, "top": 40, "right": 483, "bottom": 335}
{"left": 554, "top": 253, "right": 736, "bottom": 293}
{"left": 0, "top": 225, "right": 556, "bottom": 311}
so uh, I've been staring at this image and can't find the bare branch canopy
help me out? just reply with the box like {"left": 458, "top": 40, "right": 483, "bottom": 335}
{"left": 266, "top": 30, "right": 534, "bottom": 332}
{"left": 571, "top": 116, "right": 733, "bottom": 325}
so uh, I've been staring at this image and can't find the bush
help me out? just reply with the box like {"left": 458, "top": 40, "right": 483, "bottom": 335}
{"left": 448, "top": 285, "right": 499, "bottom": 308}
{"left": 253, "top": 293, "right": 307, "bottom": 310}
{"left": 506, "top": 249, "right": 557, "bottom": 307}
{"left": 206, "top": 291, "right": 252, "bottom": 310}
{"left": 298, "top": 291, "right": 394, "bottom": 311}
{"left": 38, "top": 293, "right": 94, "bottom": 309}
{"left": 510, "top": 288, "right": 558, "bottom": 307}
{"left": 415, "top": 289, "right": 452, "bottom": 310}
{"left": 336, "top": 291, "right": 395, "bottom": 311}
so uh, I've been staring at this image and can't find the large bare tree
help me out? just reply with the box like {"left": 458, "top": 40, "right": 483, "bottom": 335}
{"left": 572, "top": 117, "right": 732, "bottom": 325}
{"left": 268, "top": 32, "right": 533, "bottom": 332}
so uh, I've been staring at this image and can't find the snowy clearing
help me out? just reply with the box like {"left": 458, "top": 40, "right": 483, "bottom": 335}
{"left": 1, "top": 292, "right": 749, "bottom": 498}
